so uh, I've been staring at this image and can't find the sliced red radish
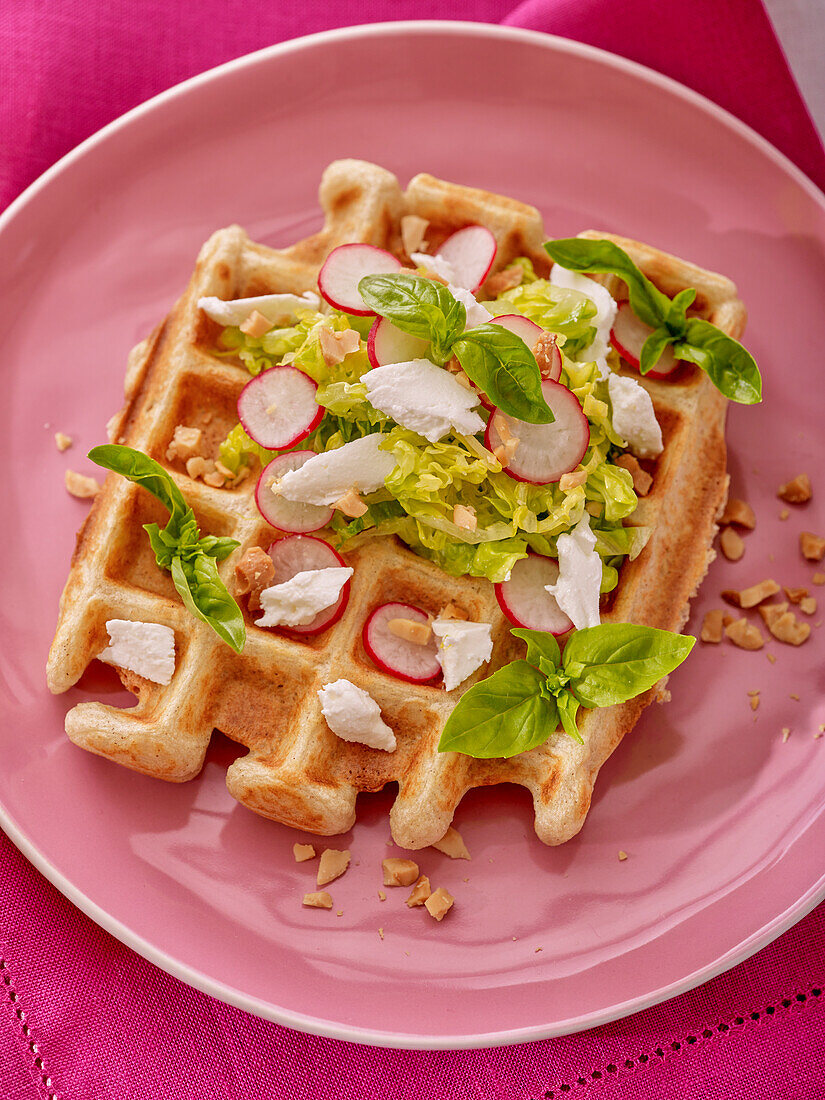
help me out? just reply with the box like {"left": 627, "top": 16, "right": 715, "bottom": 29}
{"left": 237, "top": 366, "right": 323, "bottom": 450}
{"left": 485, "top": 379, "right": 589, "bottom": 485}
{"left": 367, "top": 316, "right": 431, "bottom": 368}
{"left": 435, "top": 225, "right": 497, "bottom": 292}
{"left": 317, "top": 244, "right": 403, "bottom": 315}
{"left": 265, "top": 534, "right": 350, "bottom": 635}
{"left": 363, "top": 602, "right": 441, "bottom": 684}
{"left": 610, "top": 301, "right": 681, "bottom": 378}
{"left": 256, "top": 451, "right": 333, "bottom": 533}
{"left": 490, "top": 314, "right": 561, "bottom": 382}
{"left": 495, "top": 552, "right": 573, "bottom": 635}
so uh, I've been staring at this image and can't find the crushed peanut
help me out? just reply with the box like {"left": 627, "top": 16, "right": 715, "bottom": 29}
{"left": 234, "top": 546, "right": 276, "bottom": 612}
{"left": 293, "top": 843, "right": 316, "bottom": 862}
{"left": 378, "top": 889, "right": 386, "bottom": 902}
{"left": 700, "top": 609, "right": 725, "bottom": 643}
{"left": 782, "top": 728, "right": 791, "bottom": 743}
{"left": 185, "top": 455, "right": 208, "bottom": 479}
{"left": 777, "top": 473, "right": 811, "bottom": 503}
{"left": 319, "top": 326, "right": 360, "bottom": 367}
{"left": 166, "top": 425, "right": 203, "bottom": 463}
{"left": 302, "top": 891, "right": 333, "bottom": 909}
{"left": 214, "top": 461, "right": 235, "bottom": 481}
{"left": 768, "top": 611, "right": 811, "bottom": 646}
{"left": 813, "top": 573, "right": 825, "bottom": 586}
{"left": 800, "top": 597, "right": 817, "bottom": 615}
{"left": 239, "top": 309, "right": 273, "bottom": 338}
{"left": 65, "top": 470, "right": 101, "bottom": 499}
{"left": 618, "top": 851, "right": 628, "bottom": 861}
{"left": 440, "top": 601, "right": 468, "bottom": 621}
{"left": 779, "top": 508, "right": 790, "bottom": 521}
{"left": 784, "top": 586, "right": 808, "bottom": 604}
{"left": 203, "top": 470, "right": 226, "bottom": 488}
{"left": 737, "top": 579, "right": 781, "bottom": 608}
{"left": 719, "top": 527, "right": 745, "bottom": 561}
{"left": 387, "top": 618, "right": 432, "bottom": 646}
{"left": 401, "top": 214, "right": 429, "bottom": 256}
{"left": 317, "top": 849, "right": 351, "bottom": 886}
{"left": 533, "top": 330, "right": 560, "bottom": 378}
{"left": 382, "top": 858, "right": 420, "bottom": 887}
{"left": 559, "top": 469, "right": 588, "bottom": 491}
{"left": 406, "top": 875, "right": 432, "bottom": 907}
{"left": 378, "top": 927, "right": 384, "bottom": 940}
{"left": 54, "top": 431, "right": 73, "bottom": 452}
{"left": 750, "top": 695, "right": 760, "bottom": 712}
{"left": 482, "top": 265, "right": 524, "bottom": 297}
{"left": 722, "top": 612, "right": 737, "bottom": 627}
{"left": 800, "top": 532, "right": 825, "bottom": 561}
{"left": 424, "top": 887, "right": 454, "bottom": 921}
{"left": 453, "top": 504, "right": 478, "bottom": 532}
{"left": 431, "top": 826, "right": 471, "bottom": 860}
{"left": 758, "top": 602, "right": 788, "bottom": 629}
{"left": 614, "top": 453, "right": 653, "bottom": 496}
{"left": 724, "top": 619, "right": 765, "bottom": 650}
{"left": 719, "top": 498, "right": 756, "bottom": 529}
{"left": 767, "top": 653, "right": 777, "bottom": 664}
{"left": 789, "top": 693, "right": 800, "bottom": 701}
{"left": 334, "top": 487, "right": 368, "bottom": 518}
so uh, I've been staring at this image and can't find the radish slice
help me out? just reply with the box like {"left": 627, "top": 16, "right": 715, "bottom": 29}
{"left": 256, "top": 451, "right": 333, "bottom": 533}
{"left": 265, "top": 535, "right": 350, "bottom": 635}
{"left": 317, "top": 244, "right": 403, "bottom": 315}
{"left": 485, "top": 380, "right": 589, "bottom": 485}
{"left": 610, "top": 301, "right": 681, "bottom": 378}
{"left": 367, "top": 316, "right": 430, "bottom": 368}
{"left": 435, "top": 226, "right": 497, "bottom": 292}
{"left": 237, "top": 366, "right": 323, "bottom": 450}
{"left": 363, "top": 603, "right": 441, "bottom": 684}
{"left": 489, "top": 314, "right": 561, "bottom": 382}
{"left": 495, "top": 552, "right": 573, "bottom": 635}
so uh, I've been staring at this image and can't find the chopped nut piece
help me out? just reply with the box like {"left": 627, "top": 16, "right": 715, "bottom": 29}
{"left": 614, "top": 453, "right": 653, "bottom": 496}
{"left": 239, "top": 309, "right": 273, "bottom": 338}
{"left": 722, "top": 612, "right": 738, "bottom": 627}
{"left": 185, "top": 455, "right": 208, "bottom": 479}
{"left": 800, "top": 597, "right": 817, "bottom": 615}
{"left": 533, "top": 330, "right": 560, "bottom": 378}
{"left": 784, "top": 586, "right": 808, "bottom": 604}
{"left": 378, "top": 889, "right": 386, "bottom": 902}
{"left": 440, "top": 601, "right": 468, "bottom": 621}
{"left": 424, "top": 887, "right": 454, "bottom": 921}
{"left": 54, "top": 431, "right": 73, "bottom": 452}
{"left": 719, "top": 498, "right": 756, "bottom": 529}
{"left": 618, "top": 850, "right": 628, "bottom": 861}
{"left": 214, "top": 461, "right": 235, "bottom": 480}
{"left": 777, "top": 473, "right": 811, "bottom": 503}
{"left": 750, "top": 696, "right": 760, "bottom": 712}
{"left": 737, "top": 579, "right": 781, "bottom": 608}
{"left": 767, "top": 653, "right": 777, "bottom": 664}
{"left": 382, "top": 858, "right": 420, "bottom": 887}
{"left": 317, "top": 848, "right": 351, "bottom": 886}
{"left": 724, "top": 619, "right": 765, "bottom": 650}
{"left": 234, "top": 546, "right": 276, "bottom": 612}
{"left": 782, "top": 728, "right": 791, "bottom": 742}
{"left": 336, "top": 909, "right": 344, "bottom": 916}
{"left": 203, "top": 470, "right": 226, "bottom": 488}
{"left": 293, "top": 843, "right": 316, "bottom": 863}
{"left": 758, "top": 602, "right": 788, "bottom": 628}
{"left": 482, "top": 265, "right": 524, "bottom": 297}
{"left": 789, "top": 693, "right": 800, "bottom": 701}
{"left": 813, "top": 573, "right": 825, "bottom": 586}
{"left": 800, "top": 532, "right": 825, "bottom": 561}
{"left": 586, "top": 501, "right": 603, "bottom": 517}
{"left": 334, "top": 487, "right": 368, "bottom": 518}
{"left": 302, "top": 891, "right": 333, "bottom": 909}
{"left": 453, "top": 370, "right": 474, "bottom": 390}
{"left": 769, "top": 611, "right": 811, "bottom": 646}
{"left": 559, "top": 469, "right": 588, "bottom": 491}
{"left": 65, "top": 469, "right": 101, "bottom": 499}
{"left": 779, "top": 508, "right": 790, "bottom": 521}
{"left": 453, "top": 503, "right": 478, "bottom": 531}
{"left": 319, "top": 326, "right": 360, "bottom": 366}
{"left": 378, "top": 927, "right": 385, "bottom": 940}
{"left": 719, "top": 527, "right": 745, "bottom": 561}
{"left": 406, "top": 875, "right": 432, "bottom": 907}
{"left": 700, "top": 608, "right": 725, "bottom": 643}
{"left": 166, "top": 425, "right": 203, "bottom": 463}
{"left": 431, "top": 826, "right": 471, "bottom": 860}
{"left": 387, "top": 617, "right": 432, "bottom": 646}
{"left": 401, "top": 214, "right": 429, "bottom": 256}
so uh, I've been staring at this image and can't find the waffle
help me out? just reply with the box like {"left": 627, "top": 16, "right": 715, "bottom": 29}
{"left": 47, "top": 160, "right": 746, "bottom": 849}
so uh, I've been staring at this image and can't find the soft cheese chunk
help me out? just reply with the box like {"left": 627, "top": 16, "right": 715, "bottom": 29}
{"left": 545, "top": 513, "right": 602, "bottom": 629}
{"left": 607, "top": 373, "right": 663, "bottom": 459}
{"left": 198, "top": 291, "right": 320, "bottom": 327}
{"left": 318, "top": 679, "right": 396, "bottom": 752}
{"left": 363, "top": 359, "right": 485, "bottom": 443}
{"left": 410, "top": 251, "right": 456, "bottom": 283}
{"left": 256, "top": 568, "right": 353, "bottom": 628}
{"left": 98, "top": 620, "right": 176, "bottom": 685}
{"left": 549, "top": 264, "right": 617, "bottom": 379}
{"left": 409, "top": 252, "right": 492, "bottom": 327}
{"left": 447, "top": 284, "right": 493, "bottom": 329}
{"left": 431, "top": 619, "right": 493, "bottom": 692}
{"left": 277, "top": 435, "right": 397, "bottom": 506}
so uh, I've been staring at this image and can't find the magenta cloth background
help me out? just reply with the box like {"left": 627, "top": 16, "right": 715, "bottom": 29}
{"left": 2, "top": 1, "right": 824, "bottom": 1097}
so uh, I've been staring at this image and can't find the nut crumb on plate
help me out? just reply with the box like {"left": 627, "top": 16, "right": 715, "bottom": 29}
{"left": 782, "top": 728, "right": 791, "bottom": 742}
{"left": 800, "top": 597, "right": 817, "bottom": 615}
{"left": 758, "top": 602, "right": 788, "bottom": 629}
{"left": 55, "top": 431, "right": 73, "bottom": 452}
{"left": 293, "top": 843, "right": 316, "bottom": 863}
{"left": 618, "top": 850, "right": 628, "bottom": 861}
{"left": 424, "top": 887, "right": 454, "bottom": 921}
{"left": 719, "top": 527, "right": 745, "bottom": 561}
{"left": 800, "top": 532, "right": 825, "bottom": 561}
{"left": 777, "top": 473, "right": 811, "bottom": 503}
{"left": 378, "top": 927, "right": 384, "bottom": 940}
{"left": 725, "top": 619, "right": 765, "bottom": 650}
{"left": 700, "top": 609, "right": 725, "bottom": 643}
{"left": 431, "top": 825, "right": 471, "bottom": 860}
{"left": 779, "top": 508, "right": 790, "bottom": 521}
{"left": 65, "top": 469, "right": 101, "bottom": 499}
{"left": 784, "top": 586, "right": 808, "bottom": 604}
{"left": 317, "top": 848, "right": 351, "bottom": 886}
{"left": 302, "top": 891, "right": 333, "bottom": 909}
{"left": 406, "top": 875, "right": 431, "bottom": 907}
{"left": 378, "top": 889, "right": 386, "bottom": 902}
{"left": 813, "top": 573, "right": 825, "bottom": 586}
{"left": 768, "top": 611, "right": 811, "bottom": 646}
{"left": 382, "top": 858, "right": 419, "bottom": 887}
{"left": 719, "top": 498, "right": 756, "bottom": 529}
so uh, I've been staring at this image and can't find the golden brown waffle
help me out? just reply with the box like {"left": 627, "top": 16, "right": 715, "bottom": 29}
{"left": 47, "top": 160, "right": 746, "bottom": 848}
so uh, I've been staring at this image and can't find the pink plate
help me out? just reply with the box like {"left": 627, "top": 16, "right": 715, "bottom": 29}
{"left": 1, "top": 23, "right": 825, "bottom": 1049}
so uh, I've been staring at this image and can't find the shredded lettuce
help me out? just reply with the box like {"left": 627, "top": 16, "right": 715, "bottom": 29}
{"left": 489, "top": 277, "right": 598, "bottom": 357}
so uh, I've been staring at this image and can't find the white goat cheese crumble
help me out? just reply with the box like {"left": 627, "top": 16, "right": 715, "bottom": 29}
{"left": 431, "top": 619, "right": 493, "bottom": 692}
{"left": 363, "top": 359, "right": 485, "bottom": 443}
{"left": 198, "top": 291, "right": 320, "bottom": 327}
{"left": 318, "top": 679, "right": 396, "bottom": 751}
{"left": 276, "top": 434, "right": 396, "bottom": 506}
{"left": 607, "top": 373, "right": 664, "bottom": 459}
{"left": 255, "top": 568, "right": 353, "bottom": 628}
{"left": 544, "top": 513, "right": 602, "bottom": 630}
{"left": 98, "top": 620, "right": 176, "bottom": 685}
{"left": 549, "top": 264, "right": 617, "bottom": 379}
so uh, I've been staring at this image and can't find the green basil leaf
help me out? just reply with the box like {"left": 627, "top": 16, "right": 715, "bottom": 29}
{"left": 556, "top": 692, "right": 583, "bottom": 744}
{"left": 510, "top": 627, "right": 561, "bottom": 669}
{"left": 358, "top": 273, "right": 465, "bottom": 361}
{"left": 89, "top": 444, "right": 190, "bottom": 532}
{"left": 197, "top": 534, "right": 241, "bottom": 562}
{"left": 677, "top": 317, "right": 762, "bottom": 404}
{"left": 453, "top": 324, "right": 554, "bottom": 424}
{"left": 639, "top": 326, "right": 675, "bottom": 375}
{"left": 543, "top": 238, "right": 671, "bottom": 329}
{"left": 666, "top": 287, "right": 696, "bottom": 331}
{"left": 171, "top": 553, "right": 246, "bottom": 654}
{"left": 563, "top": 623, "right": 695, "bottom": 708}
{"left": 437, "top": 661, "right": 559, "bottom": 759}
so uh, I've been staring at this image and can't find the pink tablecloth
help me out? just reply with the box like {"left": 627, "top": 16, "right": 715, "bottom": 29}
{"left": 2, "top": 2, "right": 824, "bottom": 1097}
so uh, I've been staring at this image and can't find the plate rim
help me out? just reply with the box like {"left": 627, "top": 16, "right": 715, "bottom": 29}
{"left": 3, "top": 19, "right": 825, "bottom": 1050}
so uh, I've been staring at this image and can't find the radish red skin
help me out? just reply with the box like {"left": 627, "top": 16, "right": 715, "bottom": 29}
{"left": 318, "top": 243, "right": 402, "bottom": 315}
{"left": 489, "top": 314, "right": 561, "bottom": 382}
{"left": 363, "top": 602, "right": 442, "bottom": 684}
{"left": 237, "top": 366, "right": 324, "bottom": 450}
{"left": 262, "top": 534, "right": 350, "bottom": 636}
{"left": 610, "top": 301, "right": 681, "bottom": 379}
{"left": 495, "top": 552, "right": 573, "bottom": 635}
{"left": 255, "top": 451, "right": 334, "bottom": 534}
{"left": 485, "top": 380, "right": 589, "bottom": 485}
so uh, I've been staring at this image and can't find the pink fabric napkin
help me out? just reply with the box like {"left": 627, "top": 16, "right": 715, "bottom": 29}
{"left": 2, "top": 2, "right": 824, "bottom": 1098}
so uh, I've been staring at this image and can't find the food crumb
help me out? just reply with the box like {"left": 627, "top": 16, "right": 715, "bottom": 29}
{"left": 800, "top": 532, "right": 825, "bottom": 562}
{"left": 293, "top": 843, "right": 316, "bottom": 863}
{"left": 779, "top": 508, "right": 790, "bottom": 521}
{"left": 317, "top": 849, "right": 350, "bottom": 886}
{"left": 813, "top": 573, "right": 825, "bottom": 586}
{"left": 382, "top": 858, "right": 419, "bottom": 887}
{"left": 720, "top": 527, "right": 745, "bottom": 561}
{"left": 55, "top": 431, "right": 73, "bottom": 452}
{"left": 767, "top": 652, "right": 777, "bottom": 663}
{"left": 768, "top": 611, "right": 811, "bottom": 646}
{"left": 750, "top": 696, "right": 760, "bottom": 712}
{"left": 303, "top": 891, "right": 333, "bottom": 909}
{"left": 777, "top": 473, "right": 811, "bottom": 503}
{"left": 534, "top": 947, "right": 543, "bottom": 954}
{"left": 336, "top": 910, "right": 343, "bottom": 917}
{"left": 782, "top": 728, "right": 791, "bottom": 743}
{"left": 65, "top": 469, "right": 101, "bottom": 499}
{"left": 424, "top": 887, "right": 454, "bottom": 921}
{"left": 700, "top": 609, "right": 725, "bottom": 644}
{"left": 720, "top": 498, "right": 756, "bottom": 529}
{"left": 378, "top": 927, "right": 384, "bottom": 940}
{"left": 378, "top": 890, "right": 386, "bottom": 902}
{"left": 431, "top": 826, "right": 471, "bottom": 860}
{"left": 815, "top": 733, "right": 824, "bottom": 741}
{"left": 618, "top": 850, "right": 628, "bottom": 861}
{"left": 406, "top": 876, "right": 431, "bottom": 908}
{"left": 800, "top": 597, "right": 817, "bottom": 615}
{"left": 725, "top": 618, "right": 765, "bottom": 650}
{"left": 790, "top": 693, "right": 800, "bottom": 701}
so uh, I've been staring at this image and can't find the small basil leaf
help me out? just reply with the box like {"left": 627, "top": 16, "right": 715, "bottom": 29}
{"left": 198, "top": 534, "right": 241, "bottom": 562}
{"left": 171, "top": 554, "right": 246, "bottom": 654}
{"left": 556, "top": 692, "right": 583, "bottom": 744}
{"left": 453, "top": 324, "right": 554, "bottom": 424}
{"left": 89, "top": 444, "right": 190, "bottom": 530}
{"left": 358, "top": 273, "right": 465, "bottom": 360}
{"left": 510, "top": 627, "right": 561, "bottom": 669}
{"left": 563, "top": 623, "right": 695, "bottom": 709}
{"left": 678, "top": 317, "right": 762, "bottom": 404}
{"left": 639, "top": 326, "right": 675, "bottom": 375}
{"left": 437, "top": 661, "right": 559, "bottom": 759}
{"left": 665, "top": 287, "right": 696, "bottom": 332}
